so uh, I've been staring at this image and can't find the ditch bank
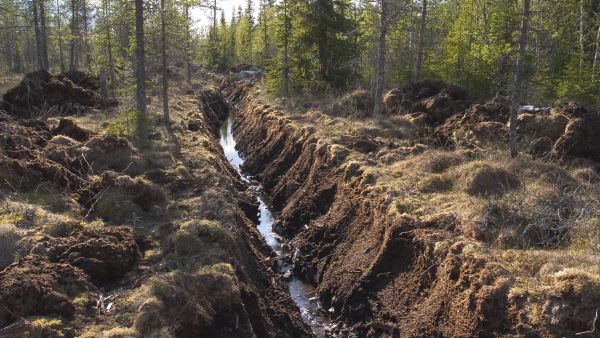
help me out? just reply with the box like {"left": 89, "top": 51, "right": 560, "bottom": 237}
{"left": 224, "top": 81, "right": 598, "bottom": 337}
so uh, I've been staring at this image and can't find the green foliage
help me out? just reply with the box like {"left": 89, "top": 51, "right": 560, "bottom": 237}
{"left": 104, "top": 109, "right": 147, "bottom": 138}
{"left": 1, "top": 0, "right": 599, "bottom": 106}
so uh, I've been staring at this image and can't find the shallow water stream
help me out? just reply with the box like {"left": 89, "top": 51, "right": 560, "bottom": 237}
{"left": 219, "top": 116, "right": 330, "bottom": 337}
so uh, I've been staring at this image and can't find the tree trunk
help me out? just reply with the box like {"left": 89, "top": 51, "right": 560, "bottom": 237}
{"left": 103, "top": 0, "right": 114, "bottom": 95}
{"left": 82, "top": 0, "right": 91, "bottom": 70}
{"left": 373, "top": 0, "right": 388, "bottom": 118}
{"left": 5, "top": 38, "right": 14, "bottom": 72}
{"left": 509, "top": 0, "right": 530, "bottom": 158}
{"left": 160, "top": 0, "right": 169, "bottom": 123}
{"left": 262, "top": 0, "right": 268, "bottom": 60}
{"left": 579, "top": 0, "right": 585, "bottom": 80}
{"left": 414, "top": 0, "right": 427, "bottom": 81}
{"left": 592, "top": 24, "right": 600, "bottom": 82}
{"left": 185, "top": 4, "right": 191, "bottom": 84}
{"left": 39, "top": 0, "right": 49, "bottom": 69}
{"left": 282, "top": 0, "right": 290, "bottom": 96}
{"left": 57, "top": 0, "right": 65, "bottom": 72}
{"left": 69, "top": 0, "right": 79, "bottom": 71}
{"left": 135, "top": 0, "right": 146, "bottom": 116}
{"left": 32, "top": 0, "right": 44, "bottom": 69}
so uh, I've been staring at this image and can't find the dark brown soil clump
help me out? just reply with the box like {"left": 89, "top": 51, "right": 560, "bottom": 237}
{"left": 384, "top": 80, "right": 471, "bottom": 125}
{"left": 0, "top": 255, "right": 91, "bottom": 327}
{"left": 31, "top": 227, "right": 143, "bottom": 283}
{"left": 1, "top": 70, "right": 114, "bottom": 119}
{"left": 52, "top": 118, "right": 94, "bottom": 141}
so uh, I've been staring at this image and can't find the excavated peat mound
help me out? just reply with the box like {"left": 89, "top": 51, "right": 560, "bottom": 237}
{"left": 379, "top": 79, "right": 600, "bottom": 162}
{"left": 226, "top": 80, "right": 600, "bottom": 337}
{"left": 1, "top": 70, "right": 116, "bottom": 119}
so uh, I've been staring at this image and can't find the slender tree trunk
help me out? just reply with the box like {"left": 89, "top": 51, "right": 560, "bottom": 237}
{"left": 579, "top": 0, "right": 585, "bottom": 80}
{"left": 39, "top": 0, "right": 49, "bottom": 69}
{"left": 81, "top": 0, "right": 91, "bottom": 70}
{"left": 509, "top": 0, "right": 531, "bottom": 158}
{"left": 262, "top": 0, "right": 268, "bottom": 60}
{"left": 282, "top": 0, "right": 290, "bottom": 96}
{"left": 160, "top": 0, "right": 169, "bottom": 123}
{"left": 5, "top": 39, "right": 14, "bottom": 72}
{"left": 26, "top": 33, "right": 35, "bottom": 70}
{"left": 592, "top": 24, "right": 600, "bottom": 82}
{"left": 414, "top": 0, "right": 427, "bottom": 81}
{"left": 373, "top": 0, "right": 388, "bottom": 118}
{"left": 135, "top": 0, "right": 146, "bottom": 116}
{"left": 211, "top": 0, "right": 217, "bottom": 66}
{"left": 14, "top": 49, "right": 22, "bottom": 73}
{"left": 185, "top": 4, "right": 191, "bottom": 84}
{"left": 32, "top": 0, "right": 44, "bottom": 69}
{"left": 56, "top": 0, "right": 65, "bottom": 72}
{"left": 69, "top": 0, "right": 79, "bottom": 71}
{"left": 102, "top": 0, "right": 114, "bottom": 96}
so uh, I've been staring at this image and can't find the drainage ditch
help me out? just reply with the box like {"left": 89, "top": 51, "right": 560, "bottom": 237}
{"left": 219, "top": 116, "right": 332, "bottom": 337}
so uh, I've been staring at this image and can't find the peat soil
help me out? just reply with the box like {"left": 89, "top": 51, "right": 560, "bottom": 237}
{"left": 0, "top": 72, "right": 311, "bottom": 337}
{"left": 224, "top": 80, "right": 600, "bottom": 337}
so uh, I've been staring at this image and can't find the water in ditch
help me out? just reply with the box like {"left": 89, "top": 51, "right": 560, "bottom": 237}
{"left": 219, "top": 116, "right": 331, "bottom": 337}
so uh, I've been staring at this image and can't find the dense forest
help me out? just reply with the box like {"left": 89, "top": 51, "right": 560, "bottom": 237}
{"left": 2, "top": 0, "right": 600, "bottom": 106}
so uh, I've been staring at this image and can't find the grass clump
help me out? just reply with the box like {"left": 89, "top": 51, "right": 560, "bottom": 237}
{"left": 41, "top": 216, "right": 83, "bottom": 237}
{"left": 459, "top": 161, "right": 520, "bottom": 196}
{"left": 0, "top": 223, "right": 21, "bottom": 268}
{"left": 173, "top": 219, "right": 235, "bottom": 269}
{"left": 28, "top": 316, "right": 65, "bottom": 337}
{"left": 418, "top": 174, "right": 453, "bottom": 193}
{"left": 147, "top": 265, "right": 240, "bottom": 337}
{"left": 420, "top": 150, "right": 468, "bottom": 173}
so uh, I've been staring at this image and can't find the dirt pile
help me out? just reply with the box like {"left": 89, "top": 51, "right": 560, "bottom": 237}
{"left": 82, "top": 171, "right": 166, "bottom": 223}
{"left": 52, "top": 118, "right": 93, "bottom": 141}
{"left": 0, "top": 117, "right": 86, "bottom": 190}
{"left": 551, "top": 103, "right": 600, "bottom": 162}
{"left": 0, "top": 115, "right": 142, "bottom": 192}
{"left": 1, "top": 70, "right": 113, "bottom": 119}
{"left": 62, "top": 70, "right": 99, "bottom": 91}
{"left": 383, "top": 80, "right": 471, "bottom": 125}
{"left": 435, "top": 96, "right": 511, "bottom": 147}
{"left": 0, "top": 255, "right": 91, "bottom": 327}
{"left": 436, "top": 98, "right": 600, "bottom": 162}
{"left": 31, "top": 227, "right": 143, "bottom": 283}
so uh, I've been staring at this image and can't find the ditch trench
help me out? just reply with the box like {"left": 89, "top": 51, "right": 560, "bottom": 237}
{"left": 213, "top": 81, "right": 539, "bottom": 337}
{"left": 219, "top": 115, "right": 332, "bottom": 337}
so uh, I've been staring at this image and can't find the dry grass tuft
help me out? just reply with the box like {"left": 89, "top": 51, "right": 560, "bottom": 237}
{"left": 459, "top": 161, "right": 520, "bottom": 196}
{"left": 0, "top": 223, "right": 21, "bottom": 268}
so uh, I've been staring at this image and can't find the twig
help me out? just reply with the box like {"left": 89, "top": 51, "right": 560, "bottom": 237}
{"left": 84, "top": 187, "right": 108, "bottom": 219}
{"left": 576, "top": 308, "right": 599, "bottom": 336}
